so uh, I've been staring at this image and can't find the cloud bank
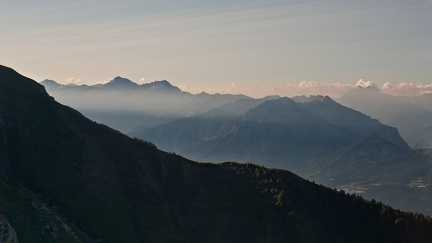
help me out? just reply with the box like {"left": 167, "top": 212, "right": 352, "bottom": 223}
{"left": 381, "top": 82, "right": 432, "bottom": 96}
{"left": 179, "top": 80, "right": 432, "bottom": 98}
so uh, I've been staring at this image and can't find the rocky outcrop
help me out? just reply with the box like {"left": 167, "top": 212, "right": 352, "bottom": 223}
{"left": 0, "top": 215, "right": 18, "bottom": 243}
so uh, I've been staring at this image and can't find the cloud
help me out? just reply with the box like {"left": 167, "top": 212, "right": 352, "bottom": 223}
{"left": 65, "top": 77, "right": 82, "bottom": 84}
{"left": 355, "top": 79, "right": 376, "bottom": 88}
{"left": 139, "top": 78, "right": 147, "bottom": 84}
{"left": 381, "top": 82, "right": 432, "bottom": 96}
{"left": 179, "top": 79, "right": 432, "bottom": 98}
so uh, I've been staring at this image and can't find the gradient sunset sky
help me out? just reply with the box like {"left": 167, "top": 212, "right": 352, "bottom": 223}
{"left": 1, "top": 0, "right": 431, "bottom": 97}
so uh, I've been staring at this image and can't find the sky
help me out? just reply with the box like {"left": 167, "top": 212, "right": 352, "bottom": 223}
{"left": 1, "top": 0, "right": 431, "bottom": 97}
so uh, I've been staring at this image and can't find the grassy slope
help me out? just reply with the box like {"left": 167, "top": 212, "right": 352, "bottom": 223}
{"left": 1, "top": 65, "right": 432, "bottom": 242}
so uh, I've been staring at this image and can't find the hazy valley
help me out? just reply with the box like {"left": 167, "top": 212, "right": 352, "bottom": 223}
{"left": 41, "top": 75, "right": 432, "bottom": 217}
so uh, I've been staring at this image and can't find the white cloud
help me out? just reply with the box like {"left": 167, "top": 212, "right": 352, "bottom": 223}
{"left": 355, "top": 79, "right": 375, "bottom": 88}
{"left": 179, "top": 79, "right": 432, "bottom": 98}
{"left": 65, "top": 77, "right": 82, "bottom": 84}
{"left": 139, "top": 77, "right": 146, "bottom": 83}
{"left": 381, "top": 82, "right": 432, "bottom": 96}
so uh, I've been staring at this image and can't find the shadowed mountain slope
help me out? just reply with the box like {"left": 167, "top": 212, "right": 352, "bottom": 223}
{"left": 0, "top": 172, "right": 93, "bottom": 242}
{"left": 2, "top": 65, "right": 432, "bottom": 242}
{"left": 295, "top": 95, "right": 409, "bottom": 149}
{"left": 338, "top": 87, "right": 432, "bottom": 149}
{"left": 139, "top": 96, "right": 409, "bottom": 169}
{"left": 137, "top": 94, "right": 432, "bottom": 216}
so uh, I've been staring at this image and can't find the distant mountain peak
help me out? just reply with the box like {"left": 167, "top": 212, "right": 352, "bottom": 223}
{"left": 102, "top": 76, "right": 139, "bottom": 90}
{"left": 154, "top": 80, "right": 171, "bottom": 85}
{"left": 244, "top": 97, "right": 301, "bottom": 121}
{"left": 107, "top": 76, "right": 136, "bottom": 84}
{"left": 142, "top": 80, "right": 181, "bottom": 92}
{"left": 40, "top": 79, "right": 63, "bottom": 89}
{"left": 41, "top": 79, "right": 60, "bottom": 85}
{"left": 146, "top": 80, "right": 173, "bottom": 88}
{"left": 259, "top": 97, "right": 300, "bottom": 111}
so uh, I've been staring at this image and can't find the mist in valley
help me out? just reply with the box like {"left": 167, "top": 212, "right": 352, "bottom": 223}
{"left": 40, "top": 76, "right": 432, "bottom": 216}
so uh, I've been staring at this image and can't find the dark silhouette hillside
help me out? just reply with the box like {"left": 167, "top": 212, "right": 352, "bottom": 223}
{"left": 1, "top": 65, "right": 432, "bottom": 242}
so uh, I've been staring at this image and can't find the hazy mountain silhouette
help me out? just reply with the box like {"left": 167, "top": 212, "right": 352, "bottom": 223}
{"left": 137, "top": 95, "right": 432, "bottom": 215}
{"left": 102, "top": 76, "right": 140, "bottom": 90}
{"left": 41, "top": 75, "right": 432, "bottom": 216}
{"left": 295, "top": 95, "right": 409, "bottom": 149}
{"left": 42, "top": 77, "right": 180, "bottom": 92}
{"left": 40, "top": 79, "right": 63, "bottom": 89}
{"left": 339, "top": 87, "right": 432, "bottom": 148}
{"left": 41, "top": 78, "right": 249, "bottom": 133}
{"left": 139, "top": 96, "right": 409, "bottom": 168}
{"left": 4, "top": 65, "right": 432, "bottom": 242}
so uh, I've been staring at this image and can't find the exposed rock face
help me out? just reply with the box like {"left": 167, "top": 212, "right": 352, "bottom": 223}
{"left": 0, "top": 215, "right": 18, "bottom": 243}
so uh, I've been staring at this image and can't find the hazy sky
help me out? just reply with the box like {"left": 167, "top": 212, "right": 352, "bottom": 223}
{"left": 1, "top": 0, "right": 431, "bottom": 96}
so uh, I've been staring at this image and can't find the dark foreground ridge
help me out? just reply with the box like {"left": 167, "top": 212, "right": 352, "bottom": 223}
{"left": 1, "top": 65, "right": 432, "bottom": 242}
{"left": 0, "top": 215, "right": 18, "bottom": 243}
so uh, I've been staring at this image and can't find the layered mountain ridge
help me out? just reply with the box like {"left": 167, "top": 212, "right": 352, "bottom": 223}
{"left": 3, "top": 65, "right": 432, "bottom": 242}
{"left": 41, "top": 72, "right": 432, "bottom": 216}
{"left": 134, "top": 92, "right": 432, "bottom": 216}
{"left": 41, "top": 77, "right": 180, "bottom": 92}
{"left": 338, "top": 87, "right": 432, "bottom": 149}
{"left": 138, "top": 95, "right": 410, "bottom": 168}
{"left": 41, "top": 78, "right": 249, "bottom": 133}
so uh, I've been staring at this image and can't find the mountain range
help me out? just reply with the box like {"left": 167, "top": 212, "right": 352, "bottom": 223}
{"left": 134, "top": 93, "right": 432, "bottom": 215}
{"left": 338, "top": 86, "right": 432, "bottom": 149}
{"left": 41, "top": 78, "right": 250, "bottom": 133}
{"left": 3, "top": 65, "right": 432, "bottom": 241}
{"left": 42, "top": 78, "right": 432, "bottom": 151}
{"left": 41, "top": 76, "right": 432, "bottom": 217}
{"left": 137, "top": 95, "right": 409, "bottom": 167}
